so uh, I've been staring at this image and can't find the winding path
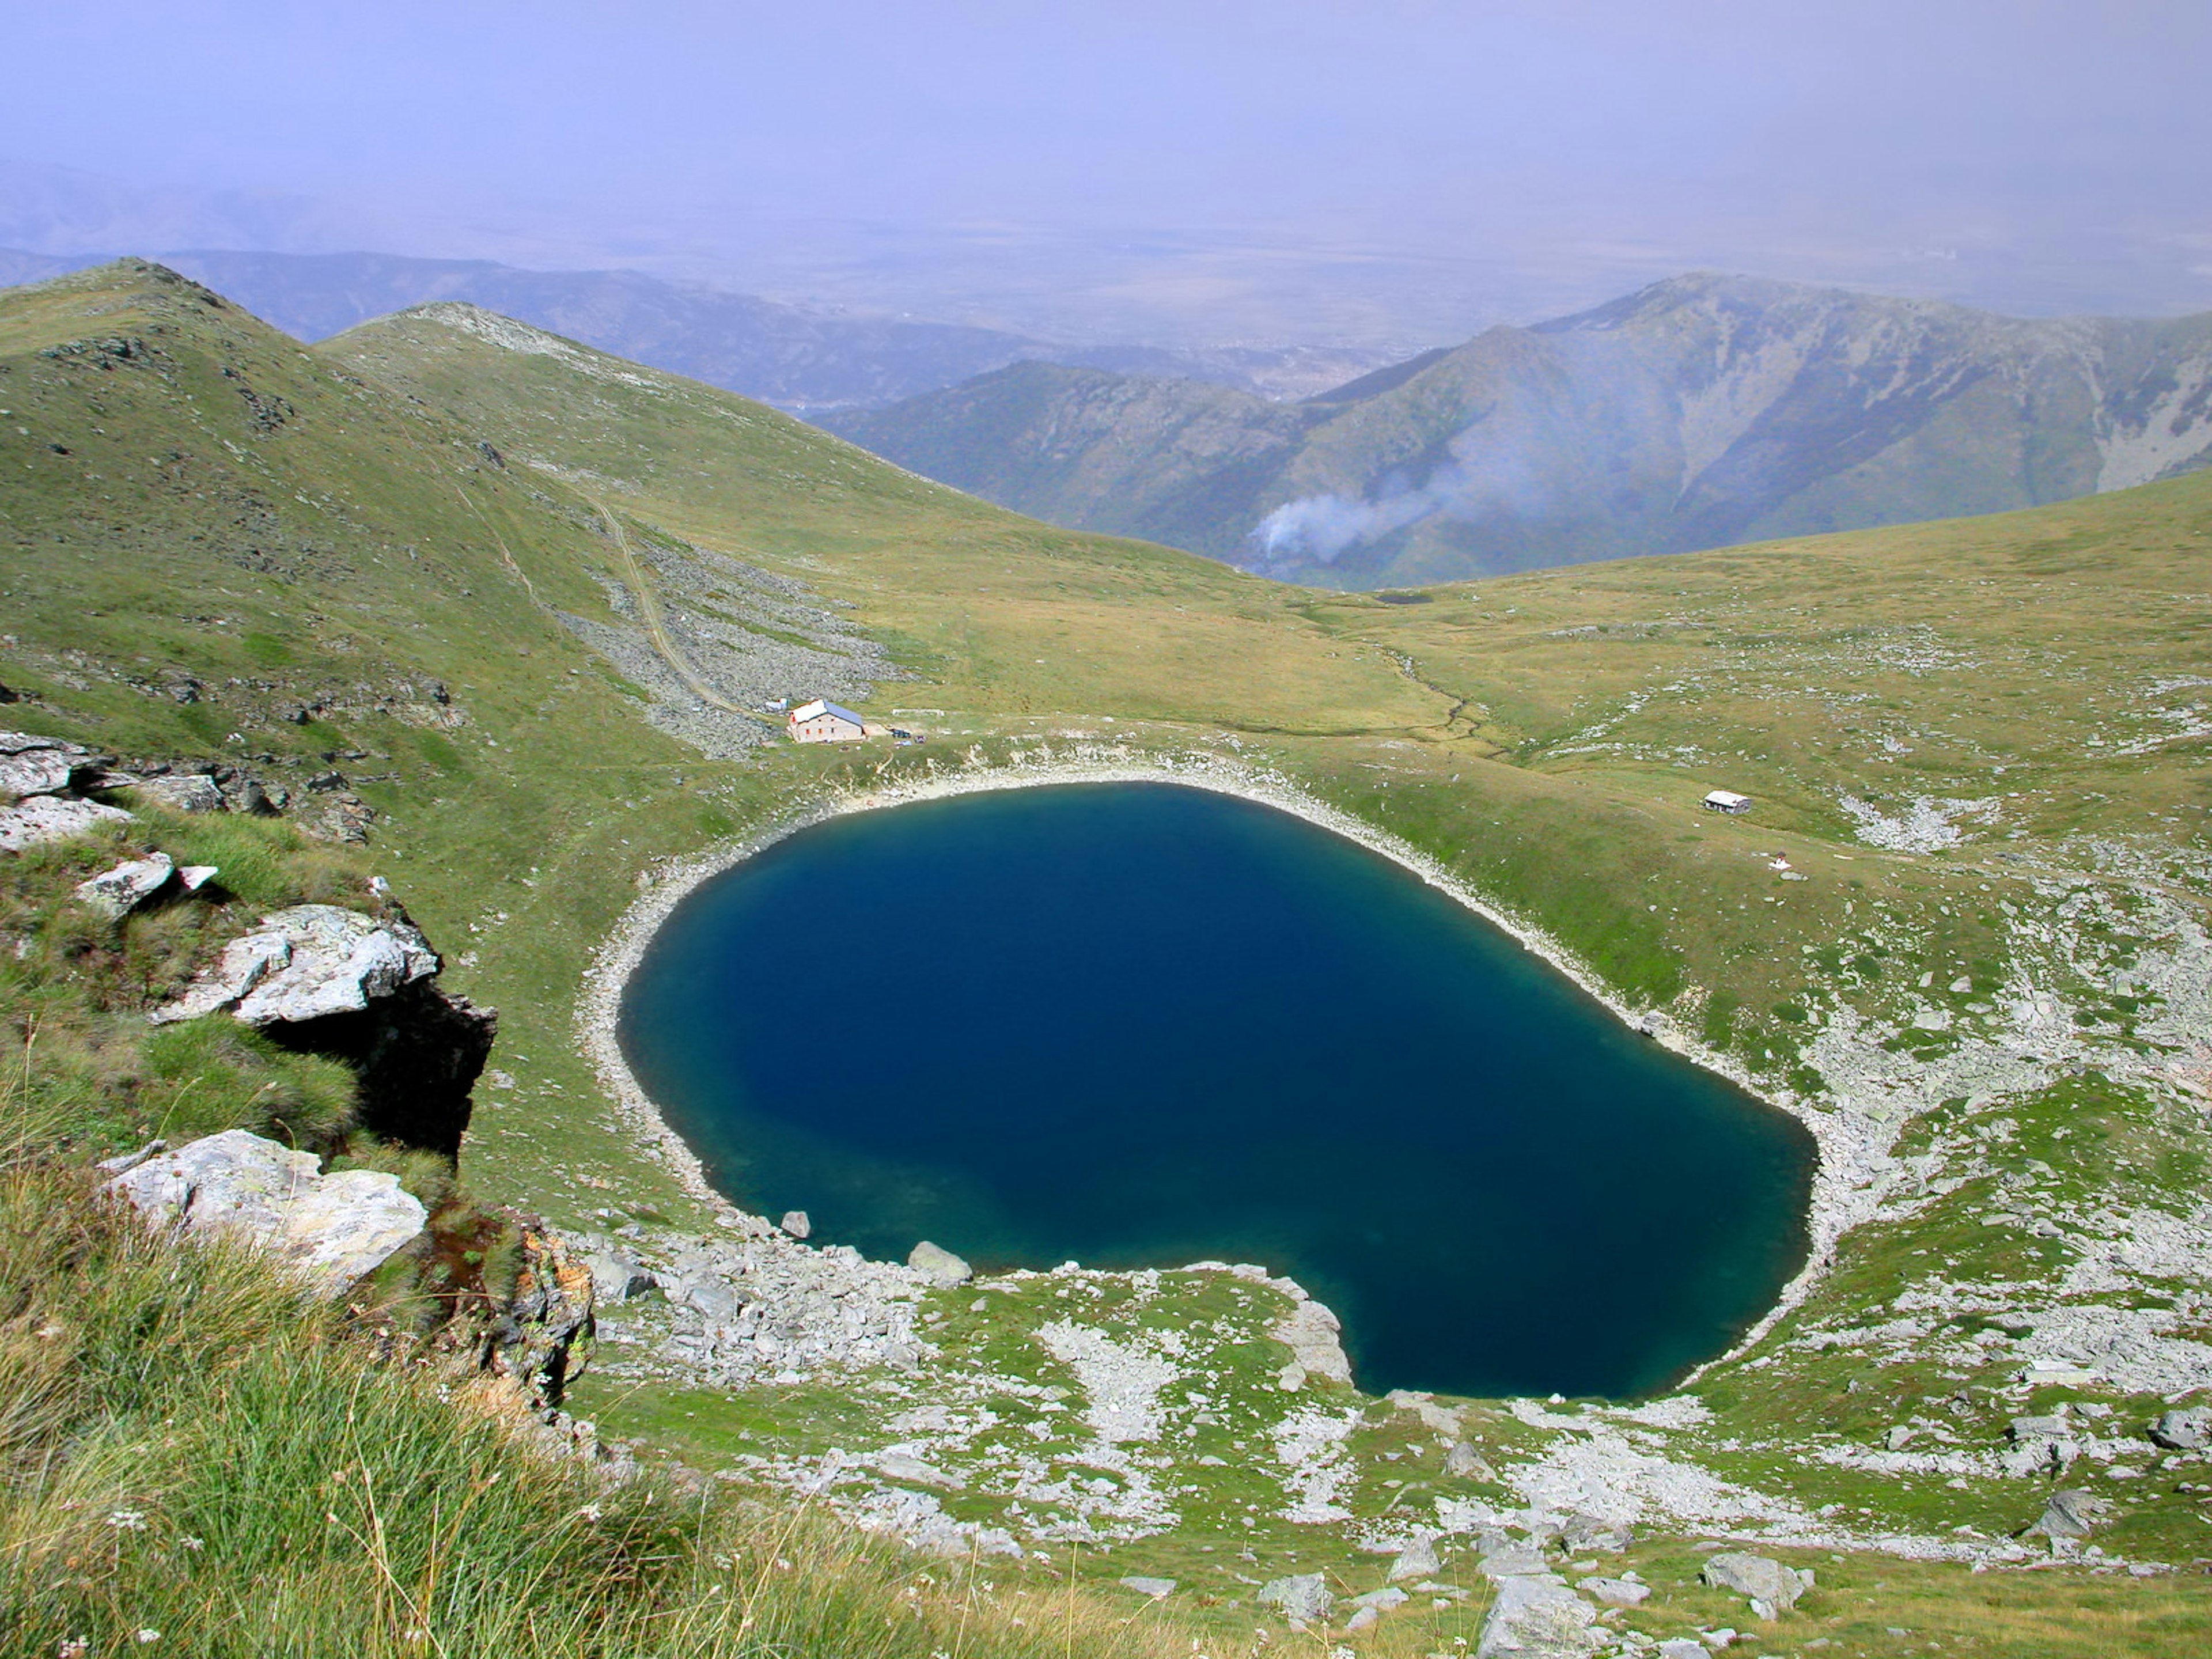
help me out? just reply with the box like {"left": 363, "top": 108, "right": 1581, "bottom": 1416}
{"left": 591, "top": 497, "right": 770, "bottom": 727}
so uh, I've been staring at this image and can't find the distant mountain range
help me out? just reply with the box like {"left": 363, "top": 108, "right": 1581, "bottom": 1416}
{"left": 825, "top": 273, "right": 2212, "bottom": 586}
{"left": 0, "top": 246, "right": 1374, "bottom": 411}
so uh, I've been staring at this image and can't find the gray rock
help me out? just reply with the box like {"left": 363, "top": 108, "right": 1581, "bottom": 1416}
{"left": 149, "top": 929, "right": 295, "bottom": 1025}
{"left": 1256, "top": 1572, "right": 1334, "bottom": 1627}
{"left": 2025, "top": 1488, "right": 2113, "bottom": 1541}
{"left": 1479, "top": 1544, "right": 1551, "bottom": 1579}
{"left": 878, "top": 1452, "right": 963, "bottom": 1489}
{"left": 94, "top": 1138, "right": 167, "bottom": 1175}
{"left": 0, "top": 738, "right": 87, "bottom": 801}
{"left": 1559, "top": 1513, "right": 1631, "bottom": 1553}
{"left": 1657, "top": 1642, "right": 1710, "bottom": 1659}
{"left": 1118, "top": 1576, "right": 1176, "bottom": 1599}
{"left": 677, "top": 1278, "right": 747, "bottom": 1322}
{"left": 2003, "top": 1414, "right": 2079, "bottom": 1476}
{"left": 1343, "top": 1606, "right": 1379, "bottom": 1633}
{"left": 221, "top": 777, "right": 282, "bottom": 816}
{"left": 1389, "top": 1536, "right": 1442, "bottom": 1581}
{"left": 1350, "top": 1587, "right": 1409, "bottom": 1611}
{"left": 779, "top": 1209, "right": 812, "bottom": 1239}
{"left": 177, "top": 863, "right": 220, "bottom": 893}
{"left": 908, "top": 1240, "right": 972, "bottom": 1287}
{"left": 1474, "top": 1571, "right": 1601, "bottom": 1658}
{"left": 1272, "top": 1294, "right": 1353, "bottom": 1384}
{"left": 1576, "top": 1576, "right": 1648, "bottom": 1607}
{"left": 150, "top": 906, "right": 441, "bottom": 1027}
{"left": 105, "top": 1128, "right": 425, "bottom": 1292}
{"left": 1699, "top": 1552, "right": 1811, "bottom": 1616}
{"left": 135, "top": 774, "right": 226, "bottom": 813}
{"left": 586, "top": 1252, "right": 658, "bottom": 1304}
{"left": 0, "top": 793, "right": 132, "bottom": 851}
{"left": 73, "top": 853, "right": 175, "bottom": 921}
{"left": 1445, "top": 1440, "right": 1498, "bottom": 1479}
{"left": 2149, "top": 1407, "right": 2211, "bottom": 1451}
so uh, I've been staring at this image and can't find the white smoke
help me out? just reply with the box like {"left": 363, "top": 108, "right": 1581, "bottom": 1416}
{"left": 1252, "top": 484, "right": 1437, "bottom": 563}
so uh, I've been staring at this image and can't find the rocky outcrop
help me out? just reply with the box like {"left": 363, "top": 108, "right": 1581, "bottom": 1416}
{"left": 154, "top": 903, "right": 494, "bottom": 1156}
{"left": 105, "top": 1128, "right": 427, "bottom": 1293}
{"left": 0, "top": 731, "right": 133, "bottom": 849}
{"left": 0, "top": 793, "right": 133, "bottom": 850}
{"left": 1272, "top": 1293, "right": 1352, "bottom": 1389}
{"left": 480, "top": 1224, "right": 596, "bottom": 1411}
{"left": 0, "top": 731, "right": 101, "bottom": 800}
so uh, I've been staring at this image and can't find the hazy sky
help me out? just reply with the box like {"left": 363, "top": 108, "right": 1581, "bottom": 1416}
{"left": 3, "top": 1, "right": 2206, "bottom": 342}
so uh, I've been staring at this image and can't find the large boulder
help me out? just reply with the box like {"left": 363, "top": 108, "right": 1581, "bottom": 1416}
{"left": 1700, "top": 1552, "right": 1813, "bottom": 1619}
{"left": 1445, "top": 1439, "right": 1498, "bottom": 1479}
{"left": 1577, "top": 1576, "right": 1649, "bottom": 1607}
{"left": 2149, "top": 1407, "right": 2211, "bottom": 1451}
{"left": 1474, "top": 1571, "right": 1603, "bottom": 1658}
{"left": 1257, "top": 1572, "right": 1335, "bottom": 1628}
{"left": 105, "top": 1128, "right": 426, "bottom": 1293}
{"left": 2025, "top": 1488, "right": 2113, "bottom": 1542}
{"left": 2003, "top": 1414, "right": 2080, "bottom": 1476}
{"left": 908, "top": 1239, "right": 973, "bottom": 1287}
{"left": 585, "top": 1251, "right": 658, "bottom": 1305}
{"left": 1388, "top": 1535, "right": 1442, "bottom": 1581}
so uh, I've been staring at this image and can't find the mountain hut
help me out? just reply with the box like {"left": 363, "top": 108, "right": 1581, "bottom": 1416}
{"left": 787, "top": 699, "right": 868, "bottom": 743}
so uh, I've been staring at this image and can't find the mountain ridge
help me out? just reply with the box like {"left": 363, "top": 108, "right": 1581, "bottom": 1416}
{"left": 0, "top": 244, "right": 1378, "bottom": 412}
{"left": 829, "top": 271, "right": 2212, "bottom": 587}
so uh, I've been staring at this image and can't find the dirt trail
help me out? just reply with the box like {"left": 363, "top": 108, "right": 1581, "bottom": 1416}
{"left": 591, "top": 497, "right": 764, "bottom": 724}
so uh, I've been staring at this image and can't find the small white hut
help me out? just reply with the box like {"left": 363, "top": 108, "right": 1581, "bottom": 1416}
{"left": 787, "top": 699, "right": 867, "bottom": 743}
{"left": 1701, "top": 789, "right": 1753, "bottom": 815}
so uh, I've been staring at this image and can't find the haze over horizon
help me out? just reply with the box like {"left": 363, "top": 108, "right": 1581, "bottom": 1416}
{"left": 3, "top": 1, "right": 2207, "bottom": 351}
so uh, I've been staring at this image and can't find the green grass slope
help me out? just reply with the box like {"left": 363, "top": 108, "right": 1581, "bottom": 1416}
{"left": 5, "top": 260, "right": 2211, "bottom": 1656}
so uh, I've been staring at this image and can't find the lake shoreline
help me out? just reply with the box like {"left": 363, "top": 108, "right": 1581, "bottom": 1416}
{"left": 577, "top": 743, "right": 1861, "bottom": 1389}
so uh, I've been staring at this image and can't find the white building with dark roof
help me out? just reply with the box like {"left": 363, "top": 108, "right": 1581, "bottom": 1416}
{"left": 787, "top": 699, "right": 868, "bottom": 743}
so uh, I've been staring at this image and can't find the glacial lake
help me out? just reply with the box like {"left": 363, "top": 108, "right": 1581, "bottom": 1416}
{"left": 618, "top": 782, "right": 1815, "bottom": 1399}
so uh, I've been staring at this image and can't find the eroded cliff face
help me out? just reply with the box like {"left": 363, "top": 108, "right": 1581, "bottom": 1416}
{"left": 149, "top": 892, "right": 495, "bottom": 1159}
{"left": 260, "top": 971, "right": 496, "bottom": 1158}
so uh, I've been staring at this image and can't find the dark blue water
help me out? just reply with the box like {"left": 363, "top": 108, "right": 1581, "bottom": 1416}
{"left": 618, "top": 783, "right": 1814, "bottom": 1399}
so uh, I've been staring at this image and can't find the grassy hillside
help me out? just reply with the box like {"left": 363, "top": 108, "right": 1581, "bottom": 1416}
{"left": 5, "top": 260, "right": 2211, "bottom": 1656}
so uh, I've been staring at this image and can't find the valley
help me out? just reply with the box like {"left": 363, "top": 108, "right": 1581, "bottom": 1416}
{"left": 2, "top": 259, "right": 2209, "bottom": 1656}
